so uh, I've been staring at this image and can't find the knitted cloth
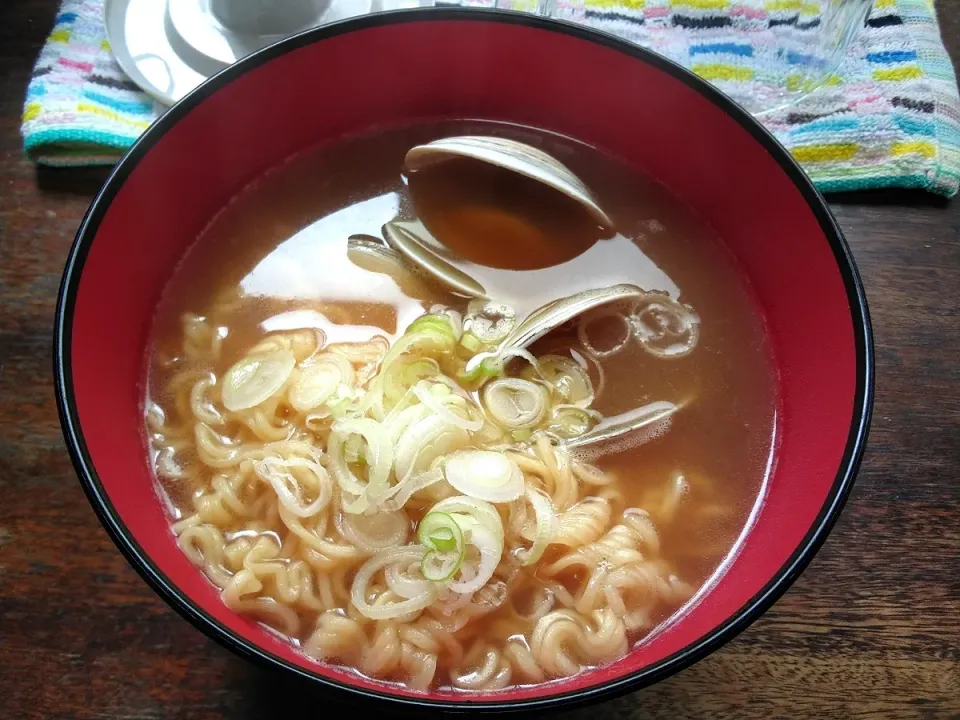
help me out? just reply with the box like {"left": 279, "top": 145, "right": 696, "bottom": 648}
{"left": 21, "top": 0, "right": 960, "bottom": 196}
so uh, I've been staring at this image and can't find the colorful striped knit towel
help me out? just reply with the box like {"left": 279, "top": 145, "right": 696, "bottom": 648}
{"left": 21, "top": 0, "right": 960, "bottom": 196}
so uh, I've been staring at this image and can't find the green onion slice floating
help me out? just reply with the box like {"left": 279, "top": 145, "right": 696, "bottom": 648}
{"left": 418, "top": 511, "right": 465, "bottom": 582}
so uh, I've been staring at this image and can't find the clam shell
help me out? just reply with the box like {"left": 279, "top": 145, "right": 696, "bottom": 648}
{"left": 405, "top": 135, "right": 613, "bottom": 229}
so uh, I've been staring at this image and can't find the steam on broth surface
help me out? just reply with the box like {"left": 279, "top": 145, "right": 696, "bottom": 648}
{"left": 145, "top": 120, "right": 777, "bottom": 692}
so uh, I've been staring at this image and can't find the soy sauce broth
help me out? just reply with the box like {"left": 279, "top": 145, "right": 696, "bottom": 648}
{"left": 147, "top": 119, "right": 777, "bottom": 660}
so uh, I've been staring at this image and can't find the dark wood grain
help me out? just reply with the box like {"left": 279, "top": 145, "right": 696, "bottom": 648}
{"left": 1, "top": 2, "right": 959, "bottom": 718}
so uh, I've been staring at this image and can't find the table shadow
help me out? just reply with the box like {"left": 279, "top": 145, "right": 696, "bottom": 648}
{"left": 35, "top": 165, "right": 112, "bottom": 196}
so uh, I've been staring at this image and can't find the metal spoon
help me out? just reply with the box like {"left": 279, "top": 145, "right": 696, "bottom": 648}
{"left": 465, "top": 283, "right": 645, "bottom": 373}
{"left": 382, "top": 220, "right": 489, "bottom": 299}
{"left": 405, "top": 135, "right": 614, "bottom": 230}
{"left": 563, "top": 400, "right": 679, "bottom": 450}
{"left": 346, "top": 235, "right": 454, "bottom": 299}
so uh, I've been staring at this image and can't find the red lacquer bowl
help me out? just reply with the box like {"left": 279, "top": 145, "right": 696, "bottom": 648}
{"left": 54, "top": 8, "right": 873, "bottom": 713}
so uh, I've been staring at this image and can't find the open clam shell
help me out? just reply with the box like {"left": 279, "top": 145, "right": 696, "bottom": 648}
{"left": 381, "top": 220, "right": 489, "bottom": 299}
{"left": 404, "top": 135, "right": 614, "bottom": 230}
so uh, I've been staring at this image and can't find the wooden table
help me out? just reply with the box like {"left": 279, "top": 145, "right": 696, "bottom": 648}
{"left": 2, "top": 2, "right": 958, "bottom": 718}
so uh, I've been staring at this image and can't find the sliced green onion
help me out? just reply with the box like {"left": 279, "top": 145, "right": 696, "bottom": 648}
{"left": 336, "top": 508, "right": 410, "bottom": 554}
{"left": 431, "top": 533, "right": 456, "bottom": 553}
{"left": 419, "top": 511, "right": 461, "bottom": 551}
{"left": 384, "top": 402, "right": 430, "bottom": 449}
{"left": 448, "top": 519, "right": 501, "bottom": 594}
{"left": 351, "top": 546, "right": 437, "bottom": 620}
{"left": 482, "top": 377, "right": 548, "bottom": 430}
{"left": 461, "top": 346, "right": 541, "bottom": 389}
{"left": 343, "top": 433, "right": 363, "bottom": 464}
{"left": 363, "top": 312, "right": 460, "bottom": 421}
{"left": 465, "top": 300, "right": 516, "bottom": 343}
{"left": 418, "top": 511, "right": 465, "bottom": 582}
{"left": 385, "top": 559, "right": 433, "bottom": 599}
{"left": 444, "top": 450, "right": 524, "bottom": 503}
{"left": 222, "top": 348, "right": 295, "bottom": 411}
{"left": 382, "top": 357, "right": 440, "bottom": 408}
{"left": 328, "top": 417, "right": 393, "bottom": 512}
{"left": 379, "top": 467, "right": 444, "bottom": 512}
{"left": 412, "top": 380, "right": 484, "bottom": 432}
{"left": 522, "top": 354, "right": 594, "bottom": 408}
{"left": 289, "top": 352, "right": 356, "bottom": 412}
{"left": 429, "top": 306, "right": 464, "bottom": 340}
{"left": 459, "top": 300, "right": 517, "bottom": 359}
{"left": 516, "top": 488, "right": 558, "bottom": 566}
{"left": 288, "top": 363, "right": 340, "bottom": 412}
{"left": 546, "top": 405, "right": 601, "bottom": 440}
{"left": 458, "top": 331, "right": 484, "bottom": 355}
{"left": 430, "top": 496, "right": 504, "bottom": 544}
{"left": 426, "top": 496, "right": 505, "bottom": 593}
{"left": 394, "top": 414, "right": 470, "bottom": 482}
{"left": 402, "top": 359, "right": 440, "bottom": 386}
{"left": 253, "top": 455, "right": 332, "bottom": 518}
{"left": 457, "top": 355, "right": 504, "bottom": 385}
{"left": 379, "top": 313, "right": 459, "bottom": 374}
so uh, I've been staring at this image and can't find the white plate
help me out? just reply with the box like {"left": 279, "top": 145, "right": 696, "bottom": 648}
{"left": 103, "top": 0, "right": 429, "bottom": 105}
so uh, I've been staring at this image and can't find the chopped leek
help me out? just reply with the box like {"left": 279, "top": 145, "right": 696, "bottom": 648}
{"left": 351, "top": 546, "right": 437, "bottom": 620}
{"left": 222, "top": 348, "right": 295, "bottom": 411}
{"left": 444, "top": 450, "right": 524, "bottom": 503}
{"left": 328, "top": 417, "right": 394, "bottom": 512}
{"left": 430, "top": 495, "right": 504, "bottom": 544}
{"left": 546, "top": 405, "right": 601, "bottom": 440}
{"left": 288, "top": 360, "right": 343, "bottom": 412}
{"left": 460, "top": 300, "right": 516, "bottom": 356}
{"left": 427, "top": 496, "right": 505, "bottom": 593}
{"left": 382, "top": 357, "right": 440, "bottom": 408}
{"left": 516, "top": 488, "right": 558, "bottom": 565}
{"left": 418, "top": 511, "right": 464, "bottom": 581}
{"left": 482, "top": 378, "right": 548, "bottom": 430}
{"left": 394, "top": 414, "right": 471, "bottom": 482}
{"left": 337, "top": 508, "right": 410, "bottom": 554}
{"left": 379, "top": 313, "right": 459, "bottom": 374}
{"left": 522, "top": 354, "right": 594, "bottom": 407}
{"left": 412, "top": 380, "right": 484, "bottom": 432}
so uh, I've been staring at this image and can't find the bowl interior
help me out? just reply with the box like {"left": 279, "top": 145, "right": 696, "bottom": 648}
{"left": 59, "top": 11, "right": 867, "bottom": 709}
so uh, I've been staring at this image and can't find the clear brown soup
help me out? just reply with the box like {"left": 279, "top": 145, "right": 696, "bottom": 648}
{"left": 145, "top": 120, "right": 777, "bottom": 692}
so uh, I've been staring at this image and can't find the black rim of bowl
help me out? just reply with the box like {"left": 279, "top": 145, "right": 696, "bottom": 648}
{"left": 54, "top": 7, "right": 874, "bottom": 713}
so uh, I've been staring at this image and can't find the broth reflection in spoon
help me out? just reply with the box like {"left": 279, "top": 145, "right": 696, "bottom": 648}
{"left": 406, "top": 157, "right": 679, "bottom": 318}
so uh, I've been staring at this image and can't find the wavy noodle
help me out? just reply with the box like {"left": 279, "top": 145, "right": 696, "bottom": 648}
{"left": 222, "top": 568, "right": 302, "bottom": 637}
{"left": 554, "top": 496, "right": 612, "bottom": 548}
{"left": 177, "top": 522, "right": 233, "bottom": 588}
{"left": 451, "top": 642, "right": 512, "bottom": 690}
{"left": 504, "top": 636, "right": 545, "bottom": 683}
{"left": 603, "top": 562, "right": 693, "bottom": 632}
{"left": 571, "top": 459, "right": 616, "bottom": 486}
{"left": 505, "top": 438, "right": 579, "bottom": 512}
{"left": 192, "top": 470, "right": 262, "bottom": 525}
{"left": 182, "top": 314, "right": 225, "bottom": 362}
{"left": 538, "top": 507, "right": 689, "bottom": 630}
{"left": 531, "top": 609, "right": 628, "bottom": 678}
{"left": 151, "top": 314, "right": 722, "bottom": 693}
{"left": 171, "top": 367, "right": 217, "bottom": 428}
{"left": 232, "top": 396, "right": 294, "bottom": 442}
{"left": 304, "top": 610, "right": 366, "bottom": 663}
{"left": 190, "top": 373, "right": 225, "bottom": 426}
{"left": 250, "top": 329, "right": 323, "bottom": 363}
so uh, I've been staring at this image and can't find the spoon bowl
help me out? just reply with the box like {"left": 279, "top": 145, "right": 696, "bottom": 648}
{"left": 405, "top": 135, "right": 614, "bottom": 230}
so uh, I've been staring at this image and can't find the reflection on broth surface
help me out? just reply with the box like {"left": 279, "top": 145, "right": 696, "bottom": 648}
{"left": 144, "top": 120, "right": 777, "bottom": 692}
